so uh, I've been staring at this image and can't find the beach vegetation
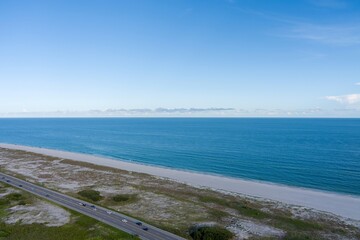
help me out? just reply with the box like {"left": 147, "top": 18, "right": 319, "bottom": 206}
{"left": 208, "top": 209, "right": 229, "bottom": 220}
{"left": 78, "top": 189, "right": 103, "bottom": 202}
{"left": 274, "top": 216, "right": 323, "bottom": 231}
{"left": 5, "top": 193, "right": 24, "bottom": 201}
{"left": 234, "top": 203, "right": 268, "bottom": 219}
{"left": 0, "top": 186, "right": 7, "bottom": 194}
{"left": 189, "top": 225, "right": 233, "bottom": 240}
{"left": 112, "top": 194, "right": 137, "bottom": 203}
{"left": 198, "top": 195, "right": 268, "bottom": 219}
{"left": 1, "top": 192, "right": 32, "bottom": 206}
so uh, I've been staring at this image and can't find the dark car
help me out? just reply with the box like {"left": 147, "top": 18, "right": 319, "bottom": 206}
{"left": 6, "top": 180, "right": 10, "bottom": 182}
{"left": 136, "top": 222, "right": 142, "bottom": 226}
{"left": 142, "top": 227, "right": 148, "bottom": 231}
{"left": 19, "top": 184, "right": 23, "bottom": 187}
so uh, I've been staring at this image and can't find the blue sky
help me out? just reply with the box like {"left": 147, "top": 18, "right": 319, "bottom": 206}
{"left": 0, "top": 0, "right": 359, "bottom": 117}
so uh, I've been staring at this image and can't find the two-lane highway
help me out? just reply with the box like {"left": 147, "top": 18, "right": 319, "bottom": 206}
{"left": 0, "top": 172, "right": 185, "bottom": 240}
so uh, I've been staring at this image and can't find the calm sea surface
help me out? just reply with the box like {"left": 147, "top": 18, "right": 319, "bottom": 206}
{"left": 0, "top": 118, "right": 359, "bottom": 196}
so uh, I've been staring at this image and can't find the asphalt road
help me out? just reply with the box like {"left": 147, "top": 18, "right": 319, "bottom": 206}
{"left": 0, "top": 172, "right": 186, "bottom": 240}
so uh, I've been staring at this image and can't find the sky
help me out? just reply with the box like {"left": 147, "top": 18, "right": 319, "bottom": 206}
{"left": 0, "top": 0, "right": 360, "bottom": 117}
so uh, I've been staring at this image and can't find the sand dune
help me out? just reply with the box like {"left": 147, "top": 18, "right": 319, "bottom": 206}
{"left": 1, "top": 143, "right": 359, "bottom": 220}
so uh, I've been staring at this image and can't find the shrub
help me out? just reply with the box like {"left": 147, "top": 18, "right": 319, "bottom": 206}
{"left": 189, "top": 226, "right": 233, "bottom": 240}
{"left": 5, "top": 193, "right": 24, "bottom": 201}
{"left": 0, "top": 198, "right": 9, "bottom": 206}
{"left": 78, "top": 190, "right": 103, "bottom": 202}
{"left": 112, "top": 194, "right": 137, "bottom": 203}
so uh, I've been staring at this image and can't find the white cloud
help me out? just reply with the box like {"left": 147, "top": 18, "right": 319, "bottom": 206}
{"left": 2, "top": 107, "right": 359, "bottom": 117}
{"left": 0, "top": 108, "right": 237, "bottom": 117}
{"left": 356, "top": 82, "right": 360, "bottom": 86}
{"left": 326, "top": 94, "right": 360, "bottom": 104}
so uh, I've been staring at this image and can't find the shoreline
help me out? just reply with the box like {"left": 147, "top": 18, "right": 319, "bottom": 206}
{"left": 1, "top": 143, "right": 359, "bottom": 220}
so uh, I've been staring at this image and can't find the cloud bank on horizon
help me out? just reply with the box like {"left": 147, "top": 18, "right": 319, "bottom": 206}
{"left": 1, "top": 107, "right": 359, "bottom": 118}
{"left": 0, "top": 0, "right": 359, "bottom": 117}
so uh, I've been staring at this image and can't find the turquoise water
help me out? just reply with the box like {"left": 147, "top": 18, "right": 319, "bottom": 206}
{"left": 0, "top": 118, "right": 359, "bottom": 196}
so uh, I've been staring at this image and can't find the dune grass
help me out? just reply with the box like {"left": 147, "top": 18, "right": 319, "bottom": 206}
{"left": 78, "top": 189, "right": 103, "bottom": 202}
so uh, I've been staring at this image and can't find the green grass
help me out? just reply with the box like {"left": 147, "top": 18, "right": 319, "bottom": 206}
{"left": 0, "top": 192, "right": 32, "bottom": 210}
{"left": 0, "top": 186, "right": 139, "bottom": 240}
{"left": 198, "top": 195, "right": 269, "bottom": 219}
{"left": 198, "top": 196, "right": 228, "bottom": 206}
{"left": 78, "top": 189, "right": 103, "bottom": 202}
{"left": 0, "top": 188, "right": 7, "bottom": 194}
{"left": 207, "top": 209, "right": 229, "bottom": 221}
{"left": 5, "top": 193, "right": 24, "bottom": 202}
{"left": 111, "top": 194, "right": 138, "bottom": 203}
{"left": 189, "top": 226, "right": 233, "bottom": 240}
{"left": 0, "top": 215, "right": 139, "bottom": 240}
{"left": 273, "top": 216, "right": 324, "bottom": 231}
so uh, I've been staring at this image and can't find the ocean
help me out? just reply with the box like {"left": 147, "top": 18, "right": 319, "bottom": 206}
{"left": 0, "top": 118, "right": 359, "bottom": 196}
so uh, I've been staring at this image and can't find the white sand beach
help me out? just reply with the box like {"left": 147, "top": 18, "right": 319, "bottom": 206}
{"left": 1, "top": 143, "right": 359, "bottom": 221}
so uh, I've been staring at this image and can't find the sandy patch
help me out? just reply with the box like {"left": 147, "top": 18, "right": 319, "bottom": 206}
{"left": 227, "top": 218, "right": 285, "bottom": 239}
{"left": 5, "top": 201, "right": 70, "bottom": 227}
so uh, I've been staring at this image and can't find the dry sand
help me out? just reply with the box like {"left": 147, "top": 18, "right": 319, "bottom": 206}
{"left": 1, "top": 143, "right": 359, "bottom": 221}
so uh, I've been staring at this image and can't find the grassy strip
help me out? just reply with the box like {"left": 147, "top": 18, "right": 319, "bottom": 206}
{"left": 0, "top": 184, "right": 139, "bottom": 240}
{"left": 0, "top": 215, "right": 138, "bottom": 240}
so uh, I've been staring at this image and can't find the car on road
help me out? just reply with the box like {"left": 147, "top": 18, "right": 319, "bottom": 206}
{"left": 122, "top": 219, "right": 128, "bottom": 223}
{"left": 6, "top": 180, "right": 10, "bottom": 182}
{"left": 142, "top": 227, "right": 149, "bottom": 231}
{"left": 106, "top": 211, "right": 112, "bottom": 215}
{"left": 18, "top": 184, "right": 22, "bottom": 187}
{"left": 79, "top": 202, "right": 86, "bottom": 207}
{"left": 136, "top": 221, "right": 142, "bottom": 226}
{"left": 46, "top": 194, "right": 49, "bottom": 197}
